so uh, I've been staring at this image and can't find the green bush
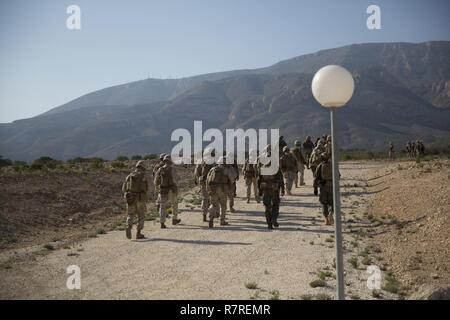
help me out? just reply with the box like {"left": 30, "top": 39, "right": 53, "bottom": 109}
{"left": 143, "top": 154, "right": 158, "bottom": 160}
{"left": 90, "top": 158, "right": 104, "bottom": 169}
{"left": 111, "top": 161, "right": 126, "bottom": 169}
{"left": 115, "top": 155, "right": 129, "bottom": 162}
{"left": 131, "top": 155, "right": 143, "bottom": 160}
{"left": 0, "top": 156, "right": 13, "bottom": 167}
{"left": 32, "top": 156, "right": 61, "bottom": 169}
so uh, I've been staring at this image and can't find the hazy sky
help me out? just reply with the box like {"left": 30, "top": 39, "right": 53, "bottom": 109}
{"left": 0, "top": 0, "right": 449, "bottom": 123}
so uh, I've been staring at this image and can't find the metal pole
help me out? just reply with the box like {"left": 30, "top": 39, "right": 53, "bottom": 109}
{"left": 331, "top": 107, "right": 345, "bottom": 300}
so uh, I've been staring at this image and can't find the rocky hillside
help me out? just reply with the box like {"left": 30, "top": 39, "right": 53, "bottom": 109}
{"left": 1, "top": 41, "right": 449, "bottom": 161}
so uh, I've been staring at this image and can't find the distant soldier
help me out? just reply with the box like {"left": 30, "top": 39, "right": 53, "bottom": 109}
{"left": 206, "top": 156, "right": 235, "bottom": 228}
{"left": 302, "top": 136, "right": 315, "bottom": 168}
{"left": 388, "top": 142, "right": 395, "bottom": 160}
{"left": 226, "top": 152, "right": 239, "bottom": 213}
{"left": 243, "top": 149, "right": 260, "bottom": 203}
{"left": 324, "top": 135, "right": 332, "bottom": 159}
{"left": 292, "top": 140, "right": 306, "bottom": 187}
{"left": 406, "top": 142, "right": 412, "bottom": 159}
{"left": 280, "top": 146, "right": 298, "bottom": 195}
{"left": 309, "top": 143, "right": 324, "bottom": 178}
{"left": 278, "top": 136, "right": 288, "bottom": 156}
{"left": 411, "top": 141, "right": 416, "bottom": 159}
{"left": 258, "top": 148, "right": 285, "bottom": 229}
{"left": 152, "top": 153, "right": 166, "bottom": 212}
{"left": 154, "top": 155, "right": 181, "bottom": 228}
{"left": 122, "top": 160, "right": 149, "bottom": 239}
{"left": 194, "top": 148, "right": 216, "bottom": 222}
{"left": 314, "top": 153, "right": 335, "bottom": 226}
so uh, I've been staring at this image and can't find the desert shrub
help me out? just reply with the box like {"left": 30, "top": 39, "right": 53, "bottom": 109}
{"left": 33, "top": 156, "right": 61, "bottom": 169}
{"left": 143, "top": 154, "right": 158, "bottom": 160}
{"left": 115, "top": 155, "right": 129, "bottom": 162}
{"left": 90, "top": 158, "right": 104, "bottom": 169}
{"left": 111, "top": 161, "right": 126, "bottom": 169}
{"left": 0, "top": 156, "right": 13, "bottom": 167}
{"left": 67, "top": 157, "right": 90, "bottom": 164}
{"left": 131, "top": 155, "right": 143, "bottom": 160}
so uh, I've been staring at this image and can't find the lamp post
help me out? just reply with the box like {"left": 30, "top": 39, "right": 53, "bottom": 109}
{"left": 311, "top": 65, "right": 355, "bottom": 300}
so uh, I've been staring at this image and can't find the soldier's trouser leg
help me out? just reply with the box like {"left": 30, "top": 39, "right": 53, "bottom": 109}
{"left": 263, "top": 193, "right": 273, "bottom": 226}
{"left": 298, "top": 164, "right": 305, "bottom": 185}
{"left": 253, "top": 178, "right": 260, "bottom": 201}
{"left": 209, "top": 192, "right": 220, "bottom": 220}
{"left": 232, "top": 181, "right": 237, "bottom": 197}
{"left": 158, "top": 193, "right": 169, "bottom": 224}
{"left": 228, "top": 190, "right": 234, "bottom": 209}
{"left": 126, "top": 202, "right": 137, "bottom": 229}
{"left": 272, "top": 192, "right": 280, "bottom": 224}
{"left": 200, "top": 183, "right": 210, "bottom": 216}
{"left": 319, "top": 186, "right": 333, "bottom": 218}
{"left": 169, "top": 190, "right": 178, "bottom": 220}
{"left": 136, "top": 201, "right": 146, "bottom": 231}
{"left": 284, "top": 172, "right": 295, "bottom": 193}
{"left": 245, "top": 178, "right": 252, "bottom": 199}
{"left": 219, "top": 189, "right": 228, "bottom": 223}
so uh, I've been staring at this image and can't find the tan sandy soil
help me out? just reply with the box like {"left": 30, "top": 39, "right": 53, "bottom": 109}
{"left": 0, "top": 161, "right": 393, "bottom": 300}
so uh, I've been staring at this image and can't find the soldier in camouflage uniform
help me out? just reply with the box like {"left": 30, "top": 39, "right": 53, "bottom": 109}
{"left": 122, "top": 160, "right": 149, "bottom": 239}
{"left": 280, "top": 146, "right": 298, "bottom": 195}
{"left": 314, "top": 153, "right": 335, "bottom": 226}
{"left": 292, "top": 140, "right": 306, "bottom": 187}
{"left": 258, "top": 149, "right": 285, "bottom": 229}
{"left": 226, "top": 152, "right": 239, "bottom": 213}
{"left": 194, "top": 148, "right": 216, "bottom": 222}
{"left": 206, "top": 157, "right": 235, "bottom": 228}
{"left": 388, "top": 142, "right": 395, "bottom": 160}
{"left": 302, "top": 136, "right": 315, "bottom": 169}
{"left": 154, "top": 155, "right": 181, "bottom": 228}
{"left": 243, "top": 149, "right": 260, "bottom": 203}
{"left": 152, "top": 153, "right": 166, "bottom": 212}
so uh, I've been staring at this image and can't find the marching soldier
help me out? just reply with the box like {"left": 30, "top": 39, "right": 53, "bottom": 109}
{"left": 206, "top": 156, "right": 235, "bottom": 228}
{"left": 122, "top": 160, "right": 149, "bottom": 240}
{"left": 292, "top": 140, "right": 306, "bottom": 187}
{"left": 314, "top": 153, "right": 335, "bottom": 226}
{"left": 194, "top": 148, "right": 216, "bottom": 222}
{"left": 243, "top": 149, "right": 260, "bottom": 203}
{"left": 280, "top": 146, "right": 297, "bottom": 195}
{"left": 154, "top": 155, "right": 181, "bottom": 228}
{"left": 226, "top": 152, "right": 239, "bottom": 213}
{"left": 258, "top": 148, "right": 284, "bottom": 229}
{"left": 389, "top": 142, "right": 395, "bottom": 160}
{"left": 302, "top": 136, "right": 315, "bottom": 169}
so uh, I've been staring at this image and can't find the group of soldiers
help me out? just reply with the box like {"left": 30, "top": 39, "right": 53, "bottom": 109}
{"left": 121, "top": 135, "right": 336, "bottom": 239}
{"left": 389, "top": 140, "right": 426, "bottom": 160}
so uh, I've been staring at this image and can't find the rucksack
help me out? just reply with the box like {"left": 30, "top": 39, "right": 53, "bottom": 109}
{"left": 158, "top": 166, "right": 174, "bottom": 187}
{"left": 207, "top": 166, "right": 228, "bottom": 185}
{"left": 282, "top": 154, "right": 297, "bottom": 170}
{"left": 127, "top": 172, "right": 146, "bottom": 193}
{"left": 321, "top": 162, "right": 333, "bottom": 181}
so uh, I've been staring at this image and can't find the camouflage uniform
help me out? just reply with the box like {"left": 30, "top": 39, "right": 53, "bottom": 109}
{"left": 194, "top": 161, "right": 215, "bottom": 221}
{"left": 309, "top": 144, "right": 324, "bottom": 178}
{"left": 280, "top": 147, "right": 298, "bottom": 195}
{"left": 122, "top": 161, "right": 148, "bottom": 239}
{"left": 258, "top": 164, "right": 284, "bottom": 229}
{"left": 243, "top": 159, "right": 260, "bottom": 203}
{"left": 206, "top": 158, "right": 235, "bottom": 227}
{"left": 292, "top": 141, "right": 306, "bottom": 187}
{"left": 314, "top": 155, "right": 334, "bottom": 225}
{"left": 226, "top": 155, "right": 239, "bottom": 212}
{"left": 389, "top": 142, "right": 395, "bottom": 160}
{"left": 154, "top": 156, "right": 180, "bottom": 228}
{"left": 302, "top": 136, "right": 315, "bottom": 169}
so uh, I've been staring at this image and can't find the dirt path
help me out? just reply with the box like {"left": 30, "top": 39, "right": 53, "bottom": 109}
{"left": 0, "top": 162, "right": 385, "bottom": 300}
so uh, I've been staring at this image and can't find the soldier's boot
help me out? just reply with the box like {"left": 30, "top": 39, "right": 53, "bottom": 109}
{"left": 136, "top": 230, "right": 146, "bottom": 239}
{"left": 268, "top": 223, "right": 274, "bottom": 230}
{"left": 208, "top": 218, "right": 214, "bottom": 228}
{"left": 125, "top": 226, "right": 132, "bottom": 239}
{"left": 229, "top": 206, "right": 236, "bottom": 213}
{"left": 328, "top": 214, "right": 334, "bottom": 226}
{"left": 220, "top": 219, "right": 229, "bottom": 226}
{"left": 172, "top": 218, "right": 181, "bottom": 225}
{"left": 160, "top": 223, "right": 167, "bottom": 229}
{"left": 202, "top": 213, "right": 207, "bottom": 222}
{"left": 324, "top": 216, "right": 329, "bottom": 225}
{"left": 273, "top": 220, "right": 279, "bottom": 228}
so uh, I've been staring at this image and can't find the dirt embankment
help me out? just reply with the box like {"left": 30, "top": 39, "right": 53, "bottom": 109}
{"left": 0, "top": 161, "right": 195, "bottom": 251}
{"left": 366, "top": 160, "right": 450, "bottom": 295}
